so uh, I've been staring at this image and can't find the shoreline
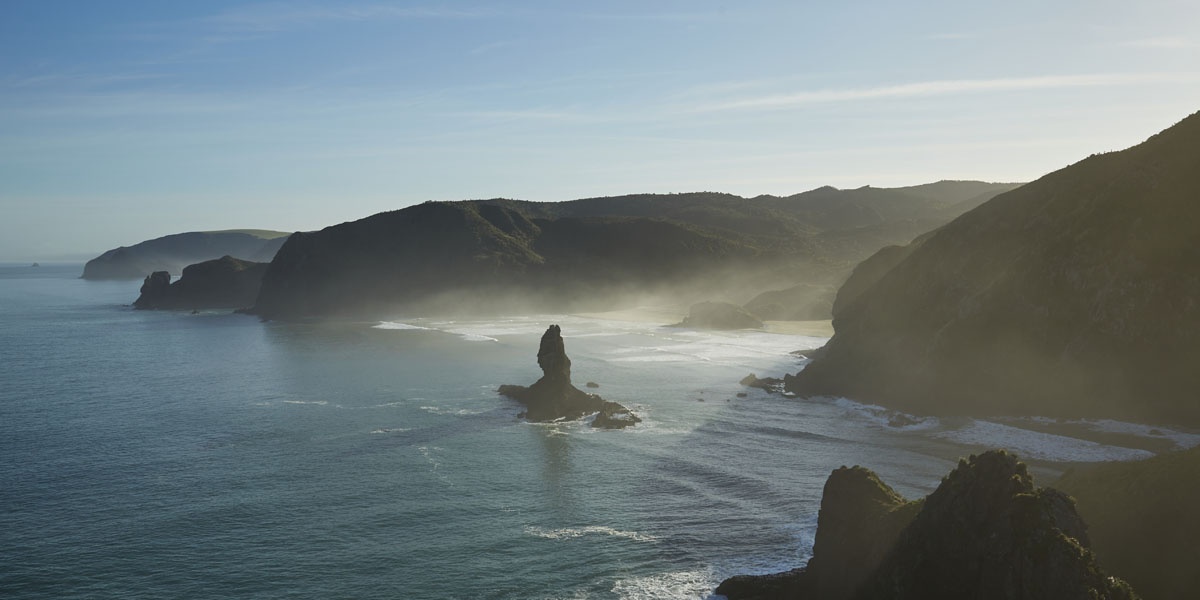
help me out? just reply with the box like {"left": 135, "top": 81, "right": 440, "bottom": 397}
{"left": 571, "top": 306, "right": 836, "bottom": 338}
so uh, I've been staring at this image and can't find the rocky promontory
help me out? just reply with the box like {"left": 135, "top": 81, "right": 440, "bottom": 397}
{"left": 498, "top": 325, "right": 640, "bottom": 429}
{"left": 83, "top": 229, "right": 289, "bottom": 280}
{"left": 787, "top": 111, "right": 1200, "bottom": 426}
{"left": 674, "top": 301, "right": 763, "bottom": 330}
{"left": 133, "top": 255, "right": 269, "bottom": 310}
{"left": 717, "top": 450, "right": 1138, "bottom": 600}
{"left": 247, "top": 183, "right": 1019, "bottom": 320}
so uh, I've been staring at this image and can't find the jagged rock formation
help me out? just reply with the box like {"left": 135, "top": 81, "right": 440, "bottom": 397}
{"left": 498, "top": 325, "right": 640, "bottom": 429}
{"left": 132, "top": 256, "right": 269, "bottom": 310}
{"left": 1055, "top": 445, "right": 1200, "bottom": 600}
{"left": 248, "top": 182, "right": 1018, "bottom": 320}
{"left": 83, "top": 230, "right": 289, "bottom": 280}
{"left": 788, "top": 111, "right": 1200, "bottom": 426}
{"left": 675, "top": 301, "right": 764, "bottom": 330}
{"left": 716, "top": 451, "right": 1138, "bottom": 600}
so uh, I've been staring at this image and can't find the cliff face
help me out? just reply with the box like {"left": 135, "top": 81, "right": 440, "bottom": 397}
{"left": 1055, "top": 446, "right": 1200, "bottom": 600}
{"left": 249, "top": 182, "right": 1017, "bottom": 320}
{"left": 132, "top": 255, "right": 269, "bottom": 310}
{"left": 717, "top": 451, "right": 1138, "bottom": 600}
{"left": 83, "top": 230, "right": 289, "bottom": 280}
{"left": 788, "top": 112, "right": 1200, "bottom": 426}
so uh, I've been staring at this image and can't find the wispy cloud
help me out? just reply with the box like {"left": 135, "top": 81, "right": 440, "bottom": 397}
{"left": 692, "top": 73, "right": 1195, "bottom": 112}
{"left": 1120, "top": 36, "right": 1198, "bottom": 49}
{"left": 205, "top": 2, "right": 493, "bottom": 32}
{"left": 924, "top": 32, "right": 975, "bottom": 41}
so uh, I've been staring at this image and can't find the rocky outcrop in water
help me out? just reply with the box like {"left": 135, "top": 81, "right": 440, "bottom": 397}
{"left": 788, "top": 111, "right": 1200, "bottom": 426}
{"left": 132, "top": 255, "right": 269, "bottom": 311}
{"left": 498, "top": 325, "right": 640, "bottom": 429}
{"left": 717, "top": 450, "right": 1138, "bottom": 600}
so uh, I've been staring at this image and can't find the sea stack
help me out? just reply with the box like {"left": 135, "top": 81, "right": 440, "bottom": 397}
{"left": 498, "top": 325, "right": 640, "bottom": 429}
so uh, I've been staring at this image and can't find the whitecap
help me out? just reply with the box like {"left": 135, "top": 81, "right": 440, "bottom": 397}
{"left": 524, "top": 525, "right": 659, "bottom": 543}
{"left": 369, "top": 427, "right": 411, "bottom": 434}
{"left": 934, "top": 420, "right": 1154, "bottom": 462}
{"left": 609, "top": 568, "right": 718, "bottom": 600}
{"left": 458, "top": 333, "right": 499, "bottom": 342}
{"left": 373, "top": 321, "right": 431, "bottom": 331}
{"left": 282, "top": 400, "right": 329, "bottom": 406}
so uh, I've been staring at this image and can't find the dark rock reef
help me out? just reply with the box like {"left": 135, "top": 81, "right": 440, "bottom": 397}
{"left": 788, "top": 111, "right": 1200, "bottom": 426}
{"left": 674, "top": 301, "right": 763, "bottom": 330}
{"left": 498, "top": 325, "right": 640, "bottom": 429}
{"left": 83, "top": 229, "right": 289, "bottom": 280}
{"left": 1055, "top": 445, "right": 1200, "bottom": 600}
{"left": 132, "top": 255, "right": 269, "bottom": 310}
{"left": 717, "top": 450, "right": 1138, "bottom": 600}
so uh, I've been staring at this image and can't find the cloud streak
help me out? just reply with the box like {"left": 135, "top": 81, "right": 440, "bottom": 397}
{"left": 692, "top": 73, "right": 1195, "bottom": 113}
{"left": 205, "top": 3, "right": 493, "bottom": 32}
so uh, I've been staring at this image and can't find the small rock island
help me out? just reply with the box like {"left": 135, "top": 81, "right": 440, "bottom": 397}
{"left": 498, "top": 325, "right": 640, "bottom": 429}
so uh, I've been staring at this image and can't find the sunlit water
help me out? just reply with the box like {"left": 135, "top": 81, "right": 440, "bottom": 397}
{"left": 3, "top": 264, "right": 1191, "bottom": 599}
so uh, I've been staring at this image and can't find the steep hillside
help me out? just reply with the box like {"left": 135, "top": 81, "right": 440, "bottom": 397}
{"left": 251, "top": 182, "right": 1015, "bottom": 320}
{"left": 1055, "top": 446, "right": 1200, "bottom": 600}
{"left": 788, "top": 111, "right": 1200, "bottom": 426}
{"left": 82, "top": 230, "right": 290, "bottom": 280}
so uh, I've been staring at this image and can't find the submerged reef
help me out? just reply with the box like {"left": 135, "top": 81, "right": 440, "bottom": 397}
{"left": 717, "top": 450, "right": 1138, "bottom": 600}
{"left": 498, "top": 325, "right": 640, "bottom": 429}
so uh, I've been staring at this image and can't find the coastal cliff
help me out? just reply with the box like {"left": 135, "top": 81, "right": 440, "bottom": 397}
{"left": 717, "top": 450, "right": 1137, "bottom": 600}
{"left": 83, "top": 229, "right": 289, "bottom": 280}
{"left": 248, "top": 183, "right": 1017, "bottom": 320}
{"left": 787, "top": 111, "right": 1200, "bottom": 426}
{"left": 1055, "top": 446, "right": 1200, "bottom": 600}
{"left": 133, "top": 255, "right": 269, "bottom": 310}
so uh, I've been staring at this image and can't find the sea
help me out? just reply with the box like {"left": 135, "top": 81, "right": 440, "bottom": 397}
{"left": 3, "top": 263, "right": 1196, "bottom": 599}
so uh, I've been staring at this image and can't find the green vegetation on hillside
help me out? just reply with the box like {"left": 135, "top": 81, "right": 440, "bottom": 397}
{"left": 1056, "top": 446, "right": 1200, "bottom": 600}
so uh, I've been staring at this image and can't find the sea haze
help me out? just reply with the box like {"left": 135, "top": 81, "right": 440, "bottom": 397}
{"left": 2, "top": 265, "right": 1190, "bottom": 599}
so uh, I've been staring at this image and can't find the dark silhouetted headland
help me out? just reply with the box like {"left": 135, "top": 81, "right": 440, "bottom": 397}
{"left": 247, "top": 182, "right": 1017, "bottom": 320}
{"left": 132, "top": 255, "right": 269, "bottom": 311}
{"left": 788, "top": 111, "right": 1200, "bottom": 427}
{"left": 82, "top": 229, "right": 290, "bottom": 280}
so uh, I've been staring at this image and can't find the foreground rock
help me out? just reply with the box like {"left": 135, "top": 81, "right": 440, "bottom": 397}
{"left": 716, "top": 450, "right": 1138, "bottom": 600}
{"left": 498, "top": 325, "right": 640, "bottom": 429}
{"left": 674, "top": 301, "right": 763, "bottom": 330}
{"left": 788, "top": 111, "right": 1200, "bottom": 426}
{"left": 132, "top": 256, "right": 269, "bottom": 310}
{"left": 83, "top": 229, "right": 289, "bottom": 280}
{"left": 1055, "top": 445, "right": 1200, "bottom": 600}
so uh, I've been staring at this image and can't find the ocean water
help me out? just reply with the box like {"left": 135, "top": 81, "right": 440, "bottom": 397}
{"left": 2, "top": 264, "right": 1189, "bottom": 599}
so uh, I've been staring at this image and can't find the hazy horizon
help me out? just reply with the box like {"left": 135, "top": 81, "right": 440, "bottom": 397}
{"left": 2, "top": 1, "right": 1198, "bottom": 261}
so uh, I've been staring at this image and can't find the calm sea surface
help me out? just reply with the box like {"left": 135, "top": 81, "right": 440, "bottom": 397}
{"left": 1, "top": 264, "right": 1175, "bottom": 599}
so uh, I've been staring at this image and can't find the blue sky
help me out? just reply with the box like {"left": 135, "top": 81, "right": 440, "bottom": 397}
{"left": 2, "top": 1, "right": 1198, "bottom": 260}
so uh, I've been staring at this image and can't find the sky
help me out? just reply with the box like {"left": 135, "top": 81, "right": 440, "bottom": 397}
{"left": 1, "top": 1, "right": 1198, "bottom": 261}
